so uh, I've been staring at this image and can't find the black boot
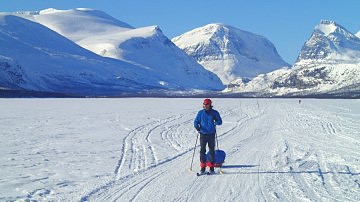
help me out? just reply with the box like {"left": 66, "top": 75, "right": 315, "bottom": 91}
{"left": 210, "top": 167, "right": 215, "bottom": 173}
{"left": 200, "top": 167, "right": 206, "bottom": 174}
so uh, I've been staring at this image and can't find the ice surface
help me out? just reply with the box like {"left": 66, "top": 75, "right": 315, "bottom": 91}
{"left": 0, "top": 98, "right": 359, "bottom": 201}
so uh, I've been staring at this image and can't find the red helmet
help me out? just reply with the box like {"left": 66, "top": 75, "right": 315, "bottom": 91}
{"left": 203, "top": 98, "right": 212, "bottom": 106}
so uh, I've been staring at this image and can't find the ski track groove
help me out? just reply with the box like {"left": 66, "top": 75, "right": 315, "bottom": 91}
{"left": 127, "top": 172, "right": 163, "bottom": 202}
{"left": 84, "top": 106, "right": 247, "bottom": 201}
{"left": 115, "top": 114, "right": 182, "bottom": 178}
{"left": 79, "top": 100, "right": 360, "bottom": 201}
{"left": 88, "top": 148, "right": 196, "bottom": 201}
{"left": 268, "top": 102, "right": 360, "bottom": 201}
{"left": 85, "top": 112, "right": 200, "bottom": 201}
{"left": 279, "top": 105, "right": 324, "bottom": 200}
{"left": 174, "top": 171, "right": 209, "bottom": 201}
{"left": 109, "top": 172, "right": 163, "bottom": 201}
{"left": 158, "top": 115, "right": 192, "bottom": 152}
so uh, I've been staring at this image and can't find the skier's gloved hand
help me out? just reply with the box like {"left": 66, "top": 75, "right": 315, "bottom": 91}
{"left": 196, "top": 126, "right": 201, "bottom": 132}
{"left": 212, "top": 115, "right": 217, "bottom": 122}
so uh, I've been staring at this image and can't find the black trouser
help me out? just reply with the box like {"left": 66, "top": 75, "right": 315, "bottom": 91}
{"left": 200, "top": 133, "right": 215, "bottom": 165}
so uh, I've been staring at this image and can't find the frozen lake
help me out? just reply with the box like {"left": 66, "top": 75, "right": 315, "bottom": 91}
{"left": 0, "top": 98, "right": 359, "bottom": 201}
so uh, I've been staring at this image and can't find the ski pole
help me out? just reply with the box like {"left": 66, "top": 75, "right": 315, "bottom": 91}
{"left": 215, "top": 131, "right": 219, "bottom": 150}
{"left": 189, "top": 131, "right": 199, "bottom": 172}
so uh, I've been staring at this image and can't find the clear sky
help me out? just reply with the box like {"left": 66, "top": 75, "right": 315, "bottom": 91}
{"left": 1, "top": 0, "right": 359, "bottom": 64}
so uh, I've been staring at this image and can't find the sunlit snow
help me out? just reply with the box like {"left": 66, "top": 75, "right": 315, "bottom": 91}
{"left": 1, "top": 98, "right": 359, "bottom": 201}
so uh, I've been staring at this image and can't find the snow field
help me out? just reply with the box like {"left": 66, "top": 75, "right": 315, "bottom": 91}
{"left": 0, "top": 98, "right": 359, "bottom": 201}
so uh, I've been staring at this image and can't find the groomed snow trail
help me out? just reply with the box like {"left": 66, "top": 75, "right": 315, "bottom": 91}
{"left": 80, "top": 99, "right": 360, "bottom": 201}
{"left": 0, "top": 99, "right": 359, "bottom": 201}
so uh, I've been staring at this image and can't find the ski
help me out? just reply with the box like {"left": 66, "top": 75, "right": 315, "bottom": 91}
{"left": 207, "top": 171, "right": 216, "bottom": 175}
{"left": 196, "top": 171, "right": 209, "bottom": 176}
{"left": 196, "top": 171, "right": 220, "bottom": 176}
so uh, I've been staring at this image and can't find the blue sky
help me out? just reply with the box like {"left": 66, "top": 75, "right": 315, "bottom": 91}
{"left": 1, "top": 0, "right": 359, "bottom": 64}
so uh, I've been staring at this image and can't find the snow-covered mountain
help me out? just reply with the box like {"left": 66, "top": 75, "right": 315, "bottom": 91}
{"left": 225, "top": 20, "right": 360, "bottom": 97}
{"left": 356, "top": 31, "right": 360, "bottom": 38}
{"left": 296, "top": 20, "right": 360, "bottom": 64}
{"left": 172, "top": 23, "right": 289, "bottom": 85}
{"left": 1, "top": 8, "right": 358, "bottom": 97}
{"left": 0, "top": 14, "right": 167, "bottom": 96}
{"left": 0, "top": 13, "right": 223, "bottom": 96}
{"left": 9, "top": 8, "right": 223, "bottom": 92}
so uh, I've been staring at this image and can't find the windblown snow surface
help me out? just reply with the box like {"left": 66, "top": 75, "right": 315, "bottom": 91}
{"left": 0, "top": 98, "right": 359, "bottom": 201}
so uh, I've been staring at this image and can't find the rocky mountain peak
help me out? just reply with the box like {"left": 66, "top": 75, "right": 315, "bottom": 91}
{"left": 296, "top": 20, "right": 360, "bottom": 63}
{"left": 172, "top": 23, "right": 289, "bottom": 84}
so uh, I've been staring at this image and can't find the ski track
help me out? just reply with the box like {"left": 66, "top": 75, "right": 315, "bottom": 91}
{"left": 264, "top": 101, "right": 360, "bottom": 201}
{"left": 114, "top": 112, "right": 203, "bottom": 178}
{"left": 1, "top": 99, "right": 359, "bottom": 201}
{"left": 82, "top": 112, "right": 198, "bottom": 201}
{"left": 82, "top": 99, "right": 360, "bottom": 201}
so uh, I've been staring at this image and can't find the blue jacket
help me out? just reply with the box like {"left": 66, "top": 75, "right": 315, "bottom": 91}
{"left": 194, "top": 108, "right": 222, "bottom": 135}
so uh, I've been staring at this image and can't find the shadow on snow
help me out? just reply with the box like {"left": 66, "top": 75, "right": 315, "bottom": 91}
{"left": 220, "top": 165, "right": 360, "bottom": 176}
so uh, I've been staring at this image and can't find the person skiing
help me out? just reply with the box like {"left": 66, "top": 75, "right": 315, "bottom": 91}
{"left": 194, "top": 98, "right": 222, "bottom": 174}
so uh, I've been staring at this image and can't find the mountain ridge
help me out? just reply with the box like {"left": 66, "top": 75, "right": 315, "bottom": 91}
{"left": 0, "top": 9, "right": 224, "bottom": 96}
{"left": 225, "top": 20, "right": 360, "bottom": 97}
{"left": 172, "top": 23, "right": 290, "bottom": 84}
{"left": 1, "top": 8, "right": 358, "bottom": 97}
{"left": 13, "top": 8, "right": 224, "bottom": 91}
{"left": 296, "top": 20, "right": 360, "bottom": 64}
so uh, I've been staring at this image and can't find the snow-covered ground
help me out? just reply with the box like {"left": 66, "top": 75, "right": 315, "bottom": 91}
{"left": 0, "top": 98, "right": 359, "bottom": 201}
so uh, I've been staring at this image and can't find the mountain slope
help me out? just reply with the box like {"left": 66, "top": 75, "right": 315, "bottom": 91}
{"left": 172, "top": 23, "right": 289, "bottom": 84}
{"left": 356, "top": 31, "right": 360, "bottom": 38}
{"left": 282, "top": 20, "right": 360, "bottom": 96}
{"left": 14, "top": 8, "right": 134, "bottom": 58}
{"left": 296, "top": 20, "right": 360, "bottom": 64}
{"left": 13, "top": 8, "right": 224, "bottom": 91}
{"left": 0, "top": 14, "right": 176, "bottom": 95}
{"left": 225, "top": 20, "right": 360, "bottom": 97}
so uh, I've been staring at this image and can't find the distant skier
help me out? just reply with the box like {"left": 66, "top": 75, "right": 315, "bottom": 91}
{"left": 194, "top": 98, "right": 222, "bottom": 174}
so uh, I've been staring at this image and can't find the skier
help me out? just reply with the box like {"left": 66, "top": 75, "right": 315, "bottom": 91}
{"left": 194, "top": 98, "right": 222, "bottom": 174}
